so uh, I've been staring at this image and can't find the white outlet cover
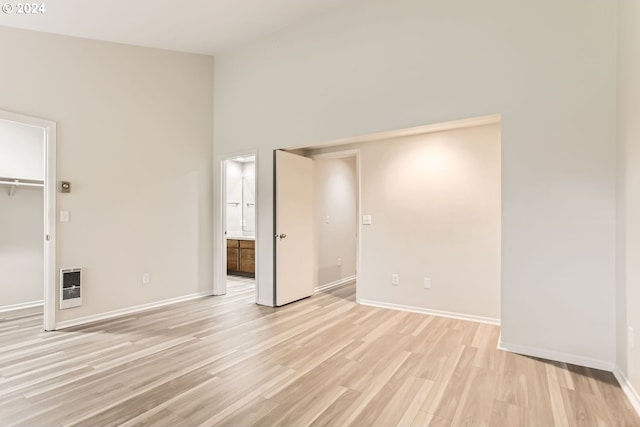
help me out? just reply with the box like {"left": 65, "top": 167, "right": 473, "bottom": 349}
{"left": 392, "top": 274, "right": 399, "bottom": 285}
{"left": 60, "top": 211, "right": 69, "bottom": 222}
{"left": 424, "top": 278, "right": 431, "bottom": 289}
{"left": 363, "top": 215, "right": 372, "bottom": 225}
{"left": 142, "top": 273, "right": 150, "bottom": 284}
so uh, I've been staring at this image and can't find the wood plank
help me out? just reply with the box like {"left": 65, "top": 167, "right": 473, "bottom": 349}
{"left": 0, "top": 281, "right": 637, "bottom": 427}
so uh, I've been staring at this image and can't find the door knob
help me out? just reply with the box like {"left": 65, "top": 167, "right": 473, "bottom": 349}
{"left": 275, "top": 233, "right": 287, "bottom": 239}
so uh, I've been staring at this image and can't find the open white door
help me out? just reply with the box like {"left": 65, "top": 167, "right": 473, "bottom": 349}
{"left": 275, "top": 150, "right": 314, "bottom": 306}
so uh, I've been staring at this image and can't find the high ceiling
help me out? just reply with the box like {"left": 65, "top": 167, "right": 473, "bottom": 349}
{"left": 0, "top": 0, "right": 350, "bottom": 55}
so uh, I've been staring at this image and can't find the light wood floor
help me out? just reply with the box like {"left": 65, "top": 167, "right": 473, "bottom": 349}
{"left": 1, "top": 281, "right": 638, "bottom": 426}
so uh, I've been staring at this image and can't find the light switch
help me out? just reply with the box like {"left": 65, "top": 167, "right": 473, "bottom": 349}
{"left": 60, "top": 211, "right": 69, "bottom": 222}
{"left": 362, "top": 215, "right": 372, "bottom": 225}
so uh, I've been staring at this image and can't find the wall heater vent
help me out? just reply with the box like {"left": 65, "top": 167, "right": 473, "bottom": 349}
{"left": 60, "top": 268, "right": 82, "bottom": 309}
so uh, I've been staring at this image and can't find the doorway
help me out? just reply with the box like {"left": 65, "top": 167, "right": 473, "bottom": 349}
{"left": 0, "top": 109, "right": 56, "bottom": 331}
{"left": 271, "top": 115, "right": 499, "bottom": 320}
{"left": 311, "top": 152, "right": 358, "bottom": 295}
{"left": 216, "top": 152, "right": 257, "bottom": 300}
{"left": 273, "top": 149, "right": 361, "bottom": 306}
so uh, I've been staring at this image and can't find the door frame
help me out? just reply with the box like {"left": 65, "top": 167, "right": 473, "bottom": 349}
{"left": 309, "top": 149, "right": 362, "bottom": 303}
{"left": 0, "top": 109, "right": 57, "bottom": 331}
{"left": 214, "top": 149, "right": 258, "bottom": 301}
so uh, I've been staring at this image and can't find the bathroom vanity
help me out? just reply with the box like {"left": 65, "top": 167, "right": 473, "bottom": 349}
{"left": 226, "top": 237, "right": 255, "bottom": 277}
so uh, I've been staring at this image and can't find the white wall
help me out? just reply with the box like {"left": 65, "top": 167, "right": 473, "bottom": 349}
{"left": 0, "top": 188, "right": 43, "bottom": 307}
{"left": 225, "top": 160, "right": 255, "bottom": 237}
{"left": 243, "top": 161, "right": 256, "bottom": 234}
{"left": 313, "top": 156, "right": 357, "bottom": 287}
{"left": 226, "top": 160, "right": 243, "bottom": 233}
{"left": 0, "top": 120, "right": 44, "bottom": 180}
{"left": 0, "top": 195, "right": 44, "bottom": 307}
{"left": 362, "top": 125, "right": 500, "bottom": 319}
{"left": 214, "top": 0, "right": 616, "bottom": 366}
{"left": 0, "top": 26, "right": 214, "bottom": 323}
{"left": 617, "top": 0, "right": 640, "bottom": 403}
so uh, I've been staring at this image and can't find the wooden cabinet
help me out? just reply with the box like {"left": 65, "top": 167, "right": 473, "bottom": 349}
{"left": 226, "top": 239, "right": 255, "bottom": 277}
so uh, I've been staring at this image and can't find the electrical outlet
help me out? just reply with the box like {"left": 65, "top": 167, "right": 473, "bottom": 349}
{"left": 142, "top": 273, "right": 150, "bottom": 284}
{"left": 629, "top": 326, "right": 635, "bottom": 349}
{"left": 392, "top": 274, "right": 399, "bottom": 286}
{"left": 424, "top": 278, "right": 431, "bottom": 289}
{"left": 337, "top": 258, "right": 342, "bottom": 266}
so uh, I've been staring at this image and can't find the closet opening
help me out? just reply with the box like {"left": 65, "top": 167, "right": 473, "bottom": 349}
{"left": 0, "top": 110, "right": 56, "bottom": 331}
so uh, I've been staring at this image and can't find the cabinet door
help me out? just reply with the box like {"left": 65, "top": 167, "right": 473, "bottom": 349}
{"left": 226, "top": 240, "right": 239, "bottom": 272}
{"left": 240, "top": 248, "right": 255, "bottom": 274}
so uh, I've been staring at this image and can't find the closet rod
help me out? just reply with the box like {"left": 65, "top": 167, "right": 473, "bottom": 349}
{"left": 1, "top": 179, "right": 44, "bottom": 196}
{"left": 0, "top": 179, "right": 44, "bottom": 187}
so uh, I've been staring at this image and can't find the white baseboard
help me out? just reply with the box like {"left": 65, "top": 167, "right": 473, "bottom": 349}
{"left": 315, "top": 276, "right": 356, "bottom": 293}
{"left": 55, "top": 291, "right": 212, "bottom": 330}
{"left": 0, "top": 300, "right": 44, "bottom": 313}
{"left": 497, "top": 336, "right": 615, "bottom": 371}
{"left": 358, "top": 298, "right": 500, "bottom": 326}
{"left": 614, "top": 367, "right": 640, "bottom": 417}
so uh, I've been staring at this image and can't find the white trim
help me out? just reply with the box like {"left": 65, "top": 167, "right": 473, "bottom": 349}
{"left": 358, "top": 298, "right": 500, "bottom": 326}
{"left": 44, "top": 121, "right": 56, "bottom": 331}
{"left": 0, "top": 109, "right": 56, "bottom": 331}
{"left": 256, "top": 298, "right": 274, "bottom": 306}
{"left": 315, "top": 276, "right": 356, "bottom": 293}
{"left": 0, "top": 300, "right": 44, "bottom": 313}
{"left": 613, "top": 367, "right": 640, "bottom": 417}
{"left": 310, "top": 149, "right": 361, "bottom": 161}
{"left": 288, "top": 114, "right": 501, "bottom": 151}
{"left": 213, "top": 155, "right": 227, "bottom": 296}
{"left": 355, "top": 153, "right": 361, "bottom": 304}
{"left": 496, "top": 337, "right": 615, "bottom": 371}
{"left": 54, "top": 291, "right": 212, "bottom": 330}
